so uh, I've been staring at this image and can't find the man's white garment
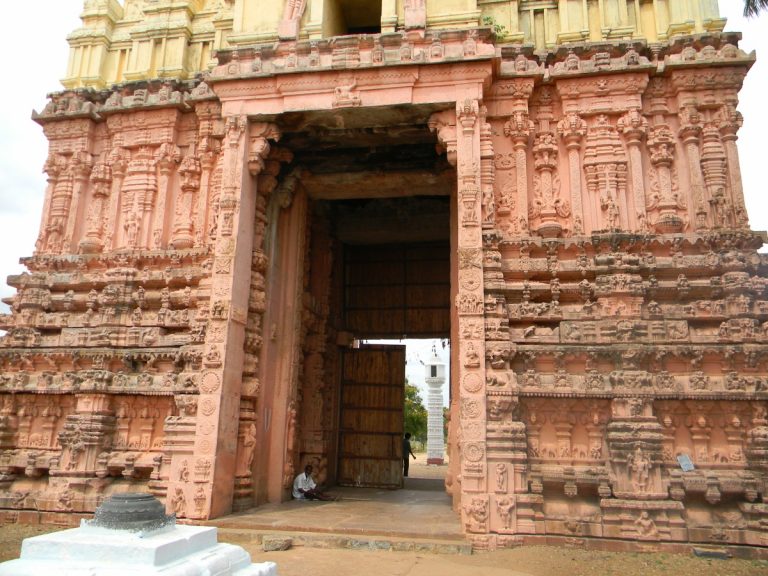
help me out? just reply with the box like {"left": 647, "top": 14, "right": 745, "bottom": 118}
{"left": 293, "top": 472, "right": 316, "bottom": 499}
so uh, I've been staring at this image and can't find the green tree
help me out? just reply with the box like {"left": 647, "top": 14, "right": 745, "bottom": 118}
{"left": 404, "top": 382, "right": 428, "bottom": 446}
{"left": 744, "top": 0, "right": 768, "bottom": 16}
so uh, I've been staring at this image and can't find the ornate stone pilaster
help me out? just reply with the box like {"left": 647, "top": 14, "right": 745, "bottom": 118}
{"left": 454, "top": 97, "right": 489, "bottom": 540}
{"left": 557, "top": 112, "right": 586, "bottom": 235}
{"left": 171, "top": 148, "right": 202, "bottom": 249}
{"left": 103, "top": 148, "right": 126, "bottom": 250}
{"left": 194, "top": 101, "right": 223, "bottom": 247}
{"left": 79, "top": 158, "right": 112, "bottom": 253}
{"left": 504, "top": 104, "right": 534, "bottom": 236}
{"left": 530, "top": 87, "right": 569, "bottom": 238}
{"left": 64, "top": 150, "right": 93, "bottom": 253}
{"left": 187, "top": 116, "right": 280, "bottom": 519}
{"left": 583, "top": 115, "right": 628, "bottom": 231}
{"left": 700, "top": 124, "right": 729, "bottom": 230}
{"left": 120, "top": 146, "right": 157, "bottom": 249}
{"left": 152, "top": 142, "right": 181, "bottom": 249}
{"left": 647, "top": 124, "right": 686, "bottom": 233}
{"left": 678, "top": 104, "right": 707, "bottom": 230}
{"left": 718, "top": 101, "right": 749, "bottom": 228}
{"left": 479, "top": 107, "right": 495, "bottom": 228}
{"left": 36, "top": 153, "right": 65, "bottom": 253}
{"left": 617, "top": 108, "right": 649, "bottom": 232}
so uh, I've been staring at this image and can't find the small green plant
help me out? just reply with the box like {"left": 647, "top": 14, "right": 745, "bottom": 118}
{"left": 482, "top": 15, "right": 507, "bottom": 41}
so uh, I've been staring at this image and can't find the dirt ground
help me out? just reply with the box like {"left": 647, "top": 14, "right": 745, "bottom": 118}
{"left": 1, "top": 523, "right": 767, "bottom": 576}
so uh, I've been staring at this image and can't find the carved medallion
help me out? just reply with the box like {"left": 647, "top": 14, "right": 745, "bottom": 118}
{"left": 462, "top": 372, "right": 483, "bottom": 393}
{"left": 200, "top": 398, "right": 217, "bottom": 416}
{"left": 200, "top": 371, "right": 221, "bottom": 394}
{"left": 464, "top": 442, "right": 485, "bottom": 462}
{"left": 462, "top": 398, "right": 481, "bottom": 419}
{"left": 461, "top": 271, "right": 481, "bottom": 291}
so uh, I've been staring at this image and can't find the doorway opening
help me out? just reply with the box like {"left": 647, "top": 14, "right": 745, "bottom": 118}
{"left": 362, "top": 337, "right": 451, "bottom": 487}
{"left": 278, "top": 106, "right": 455, "bottom": 496}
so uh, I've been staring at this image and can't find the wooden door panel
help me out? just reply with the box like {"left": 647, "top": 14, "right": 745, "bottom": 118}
{"left": 338, "top": 345, "right": 405, "bottom": 488}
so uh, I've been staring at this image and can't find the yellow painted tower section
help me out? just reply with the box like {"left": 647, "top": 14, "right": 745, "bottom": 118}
{"left": 64, "top": 0, "right": 726, "bottom": 89}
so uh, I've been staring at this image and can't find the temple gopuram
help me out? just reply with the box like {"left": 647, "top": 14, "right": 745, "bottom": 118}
{"left": 1, "top": 0, "right": 767, "bottom": 553}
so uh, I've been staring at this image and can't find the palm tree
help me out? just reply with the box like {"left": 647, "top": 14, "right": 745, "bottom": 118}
{"left": 744, "top": 0, "right": 768, "bottom": 17}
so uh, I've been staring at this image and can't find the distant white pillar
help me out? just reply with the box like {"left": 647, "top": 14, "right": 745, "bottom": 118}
{"left": 425, "top": 345, "right": 446, "bottom": 464}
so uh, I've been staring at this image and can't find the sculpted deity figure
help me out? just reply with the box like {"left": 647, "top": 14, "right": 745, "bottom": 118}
{"left": 629, "top": 446, "right": 651, "bottom": 492}
{"left": 634, "top": 511, "right": 658, "bottom": 539}
{"left": 170, "top": 487, "right": 186, "bottom": 516}
{"left": 496, "top": 496, "right": 514, "bottom": 530}
{"left": 495, "top": 463, "right": 507, "bottom": 491}
{"left": 464, "top": 497, "right": 488, "bottom": 532}
{"left": 241, "top": 422, "right": 257, "bottom": 472}
{"left": 124, "top": 212, "right": 139, "bottom": 247}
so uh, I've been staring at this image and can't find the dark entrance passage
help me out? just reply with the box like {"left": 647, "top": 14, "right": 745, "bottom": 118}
{"left": 280, "top": 107, "right": 454, "bottom": 497}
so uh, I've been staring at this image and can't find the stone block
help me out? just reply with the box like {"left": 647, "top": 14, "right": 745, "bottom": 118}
{"left": 262, "top": 535, "right": 292, "bottom": 551}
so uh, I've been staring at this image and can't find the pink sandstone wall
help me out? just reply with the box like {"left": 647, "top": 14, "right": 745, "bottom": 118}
{"left": 0, "top": 27, "right": 766, "bottom": 553}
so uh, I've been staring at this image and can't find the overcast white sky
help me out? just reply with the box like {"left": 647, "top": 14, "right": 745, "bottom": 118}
{"left": 0, "top": 1, "right": 764, "bottom": 407}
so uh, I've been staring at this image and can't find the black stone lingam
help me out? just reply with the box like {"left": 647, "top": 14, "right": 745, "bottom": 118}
{"left": 89, "top": 492, "right": 175, "bottom": 533}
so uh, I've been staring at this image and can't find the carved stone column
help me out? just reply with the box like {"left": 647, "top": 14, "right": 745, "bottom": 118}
{"left": 194, "top": 101, "right": 223, "bottom": 247}
{"left": 718, "top": 101, "right": 749, "bottom": 228}
{"left": 647, "top": 124, "right": 686, "bottom": 233}
{"left": 171, "top": 150, "right": 202, "bottom": 249}
{"left": 64, "top": 150, "right": 93, "bottom": 253}
{"left": 504, "top": 108, "right": 534, "bottom": 236}
{"left": 557, "top": 112, "right": 586, "bottom": 235}
{"left": 480, "top": 107, "right": 495, "bottom": 229}
{"left": 617, "top": 108, "right": 648, "bottom": 232}
{"left": 455, "top": 98, "right": 489, "bottom": 543}
{"left": 121, "top": 146, "right": 157, "bottom": 249}
{"left": 428, "top": 109, "right": 460, "bottom": 502}
{"left": 36, "top": 153, "right": 63, "bottom": 254}
{"left": 152, "top": 142, "right": 180, "bottom": 249}
{"left": 700, "top": 124, "right": 729, "bottom": 230}
{"left": 678, "top": 104, "right": 707, "bottom": 230}
{"left": 103, "top": 149, "right": 126, "bottom": 251}
{"left": 79, "top": 159, "right": 112, "bottom": 254}
{"left": 190, "top": 116, "right": 280, "bottom": 519}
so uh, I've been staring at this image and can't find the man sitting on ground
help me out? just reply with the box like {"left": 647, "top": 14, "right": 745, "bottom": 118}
{"left": 292, "top": 464, "right": 335, "bottom": 501}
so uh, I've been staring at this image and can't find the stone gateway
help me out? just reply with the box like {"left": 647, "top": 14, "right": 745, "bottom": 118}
{"left": 0, "top": 0, "right": 766, "bottom": 553}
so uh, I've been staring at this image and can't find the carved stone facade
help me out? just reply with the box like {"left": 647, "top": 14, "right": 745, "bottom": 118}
{"left": 1, "top": 0, "right": 766, "bottom": 555}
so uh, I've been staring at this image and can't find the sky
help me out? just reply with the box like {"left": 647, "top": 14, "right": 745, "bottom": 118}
{"left": 0, "top": 1, "right": 764, "bottom": 408}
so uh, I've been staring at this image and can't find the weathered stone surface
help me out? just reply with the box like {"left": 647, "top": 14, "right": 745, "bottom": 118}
{"left": 0, "top": 0, "right": 766, "bottom": 555}
{"left": 262, "top": 535, "right": 293, "bottom": 551}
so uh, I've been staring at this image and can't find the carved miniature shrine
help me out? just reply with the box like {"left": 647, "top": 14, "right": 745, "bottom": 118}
{"left": 1, "top": 0, "right": 767, "bottom": 553}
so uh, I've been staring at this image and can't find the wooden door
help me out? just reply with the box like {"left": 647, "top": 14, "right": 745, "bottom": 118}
{"left": 338, "top": 345, "right": 405, "bottom": 488}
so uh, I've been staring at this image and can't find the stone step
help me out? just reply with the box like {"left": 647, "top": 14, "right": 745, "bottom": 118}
{"left": 216, "top": 527, "right": 472, "bottom": 555}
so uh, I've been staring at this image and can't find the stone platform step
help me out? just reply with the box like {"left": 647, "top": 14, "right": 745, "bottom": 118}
{"left": 216, "top": 527, "right": 472, "bottom": 555}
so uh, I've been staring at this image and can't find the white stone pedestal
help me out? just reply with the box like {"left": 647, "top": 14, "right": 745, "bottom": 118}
{"left": 0, "top": 523, "right": 277, "bottom": 576}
